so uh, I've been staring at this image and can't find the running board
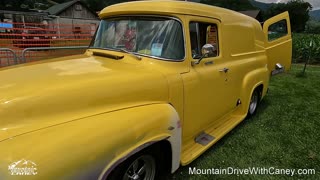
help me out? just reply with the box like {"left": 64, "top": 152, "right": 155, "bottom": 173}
{"left": 181, "top": 112, "right": 246, "bottom": 165}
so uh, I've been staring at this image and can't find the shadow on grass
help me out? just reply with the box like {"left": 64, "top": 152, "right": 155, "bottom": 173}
{"left": 295, "top": 71, "right": 308, "bottom": 78}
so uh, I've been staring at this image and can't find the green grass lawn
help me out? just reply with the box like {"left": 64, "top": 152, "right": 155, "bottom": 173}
{"left": 169, "top": 65, "right": 320, "bottom": 180}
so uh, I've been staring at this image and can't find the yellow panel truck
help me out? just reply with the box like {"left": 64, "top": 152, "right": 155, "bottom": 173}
{"left": 0, "top": 1, "right": 291, "bottom": 179}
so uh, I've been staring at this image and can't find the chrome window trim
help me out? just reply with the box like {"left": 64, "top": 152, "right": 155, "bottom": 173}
{"left": 90, "top": 15, "right": 186, "bottom": 62}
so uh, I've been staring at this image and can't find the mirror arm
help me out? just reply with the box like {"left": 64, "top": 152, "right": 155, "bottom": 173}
{"left": 192, "top": 54, "right": 206, "bottom": 66}
{"left": 192, "top": 44, "right": 215, "bottom": 66}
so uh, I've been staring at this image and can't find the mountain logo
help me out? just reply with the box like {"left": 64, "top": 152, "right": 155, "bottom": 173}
{"left": 8, "top": 159, "right": 37, "bottom": 175}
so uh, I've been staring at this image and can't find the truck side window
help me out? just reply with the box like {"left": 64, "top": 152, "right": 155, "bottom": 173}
{"left": 189, "top": 22, "right": 219, "bottom": 59}
{"left": 268, "top": 19, "right": 288, "bottom": 41}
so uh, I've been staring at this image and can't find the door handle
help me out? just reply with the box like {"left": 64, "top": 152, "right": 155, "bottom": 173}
{"left": 219, "top": 67, "right": 229, "bottom": 73}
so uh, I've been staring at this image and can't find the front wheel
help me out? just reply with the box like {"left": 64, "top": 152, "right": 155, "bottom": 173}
{"left": 108, "top": 154, "right": 157, "bottom": 180}
{"left": 246, "top": 88, "right": 260, "bottom": 118}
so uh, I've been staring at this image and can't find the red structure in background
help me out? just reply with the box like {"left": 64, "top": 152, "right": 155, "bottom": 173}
{"left": 0, "top": 22, "right": 96, "bottom": 67}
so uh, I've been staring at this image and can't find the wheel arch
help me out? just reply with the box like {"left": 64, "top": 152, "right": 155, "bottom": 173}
{"left": 240, "top": 67, "right": 268, "bottom": 114}
{"left": 246, "top": 82, "right": 264, "bottom": 109}
{"left": 100, "top": 138, "right": 177, "bottom": 180}
{"left": 98, "top": 104, "right": 182, "bottom": 180}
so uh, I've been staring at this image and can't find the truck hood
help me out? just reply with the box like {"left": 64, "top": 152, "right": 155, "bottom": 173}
{"left": 0, "top": 54, "right": 169, "bottom": 141}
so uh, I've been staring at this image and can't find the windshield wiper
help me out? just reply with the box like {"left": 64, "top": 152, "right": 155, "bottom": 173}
{"left": 92, "top": 50, "right": 124, "bottom": 60}
{"left": 118, "top": 49, "right": 142, "bottom": 60}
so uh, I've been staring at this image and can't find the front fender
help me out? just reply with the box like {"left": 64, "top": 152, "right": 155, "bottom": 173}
{"left": 0, "top": 104, "right": 181, "bottom": 180}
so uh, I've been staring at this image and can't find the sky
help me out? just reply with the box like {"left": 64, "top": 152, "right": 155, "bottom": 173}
{"left": 256, "top": 0, "right": 320, "bottom": 10}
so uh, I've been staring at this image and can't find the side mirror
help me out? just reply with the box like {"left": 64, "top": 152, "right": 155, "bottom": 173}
{"left": 192, "top": 44, "right": 216, "bottom": 65}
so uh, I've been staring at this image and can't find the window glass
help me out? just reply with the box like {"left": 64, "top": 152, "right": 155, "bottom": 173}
{"left": 190, "top": 23, "right": 199, "bottom": 58}
{"left": 268, "top": 19, "right": 288, "bottom": 41}
{"left": 91, "top": 17, "right": 185, "bottom": 60}
{"left": 189, "top": 22, "right": 219, "bottom": 59}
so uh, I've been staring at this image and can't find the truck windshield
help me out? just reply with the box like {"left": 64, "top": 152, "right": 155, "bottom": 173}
{"left": 90, "top": 17, "right": 185, "bottom": 61}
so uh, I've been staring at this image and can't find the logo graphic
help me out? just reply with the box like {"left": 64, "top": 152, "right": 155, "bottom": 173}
{"left": 8, "top": 159, "right": 37, "bottom": 175}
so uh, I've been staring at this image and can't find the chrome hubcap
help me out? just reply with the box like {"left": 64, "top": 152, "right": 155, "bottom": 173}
{"left": 249, "top": 91, "right": 258, "bottom": 114}
{"left": 123, "top": 155, "right": 156, "bottom": 180}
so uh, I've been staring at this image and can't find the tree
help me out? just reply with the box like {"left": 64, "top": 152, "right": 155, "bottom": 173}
{"left": 200, "top": 0, "right": 256, "bottom": 11}
{"left": 0, "top": 0, "right": 23, "bottom": 11}
{"left": 264, "top": 0, "right": 312, "bottom": 33}
{"left": 81, "top": 0, "right": 107, "bottom": 11}
{"left": 81, "top": 0, "right": 139, "bottom": 11}
{"left": 0, "top": 0, "right": 47, "bottom": 11}
{"left": 305, "top": 20, "right": 320, "bottom": 34}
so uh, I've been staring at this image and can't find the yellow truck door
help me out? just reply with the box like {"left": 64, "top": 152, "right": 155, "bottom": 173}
{"left": 182, "top": 18, "right": 235, "bottom": 147}
{"left": 263, "top": 11, "right": 292, "bottom": 75}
